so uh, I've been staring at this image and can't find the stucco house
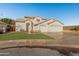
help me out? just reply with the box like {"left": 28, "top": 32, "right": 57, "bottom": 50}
{"left": 15, "top": 16, "right": 64, "bottom": 32}
{"left": 0, "top": 21, "right": 7, "bottom": 32}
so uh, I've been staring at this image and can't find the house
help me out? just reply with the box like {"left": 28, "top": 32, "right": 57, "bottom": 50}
{"left": 0, "top": 21, "right": 14, "bottom": 32}
{"left": 15, "top": 16, "right": 64, "bottom": 32}
{"left": 0, "top": 21, "right": 7, "bottom": 32}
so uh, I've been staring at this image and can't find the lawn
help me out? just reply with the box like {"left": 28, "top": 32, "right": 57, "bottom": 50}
{"left": 0, "top": 32, "right": 51, "bottom": 41}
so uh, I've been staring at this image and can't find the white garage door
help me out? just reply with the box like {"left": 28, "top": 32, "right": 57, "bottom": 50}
{"left": 39, "top": 25, "right": 63, "bottom": 32}
{"left": 39, "top": 25, "right": 48, "bottom": 32}
{"left": 48, "top": 25, "right": 62, "bottom": 32}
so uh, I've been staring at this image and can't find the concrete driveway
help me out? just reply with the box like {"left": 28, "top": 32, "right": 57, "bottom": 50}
{"left": 44, "top": 31, "right": 79, "bottom": 45}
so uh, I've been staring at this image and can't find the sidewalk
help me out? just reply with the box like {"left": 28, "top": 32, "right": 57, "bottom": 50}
{"left": 0, "top": 40, "right": 79, "bottom": 49}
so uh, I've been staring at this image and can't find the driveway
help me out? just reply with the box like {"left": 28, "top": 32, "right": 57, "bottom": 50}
{"left": 44, "top": 31, "right": 79, "bottom": 45}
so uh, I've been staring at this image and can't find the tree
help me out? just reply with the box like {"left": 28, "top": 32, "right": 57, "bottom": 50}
{"left": 0, "top": 18, "right": 15, "bottom": 32}
{"left": 0, "top": 18, "right": 15, "bottom": 25}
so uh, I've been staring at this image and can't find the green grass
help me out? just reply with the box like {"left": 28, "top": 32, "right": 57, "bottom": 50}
{"left": 0, "top": 32, "right": 51, "bottom": 41}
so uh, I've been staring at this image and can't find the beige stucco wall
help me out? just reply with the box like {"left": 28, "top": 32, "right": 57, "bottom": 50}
{"left": 16, "top": 20, "right": 33, "bottom": 32}
{"left": 15, "top": 22, "right": 26, "bottom": 31}
{"left": 49, "top": 21, "right": 63, "bottom": 26}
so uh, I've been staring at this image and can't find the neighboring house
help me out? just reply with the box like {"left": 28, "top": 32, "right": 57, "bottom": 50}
{"left": 0, "top": 21, "right": 7, "bottom": 32}
{"left": 15, "top": 16, "right": 64, "bottom": 32}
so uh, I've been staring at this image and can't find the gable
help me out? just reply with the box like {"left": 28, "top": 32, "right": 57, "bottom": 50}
{"left": 31, "top": 16, "right": 43, "bottom": 24}
{"left": 49, "top": 21, "right": 63, "bottom": 26}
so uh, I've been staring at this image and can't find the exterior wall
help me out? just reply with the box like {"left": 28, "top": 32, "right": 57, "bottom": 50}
{"left": 32, "top": 17, "right": 42, "bottom": 24}
{"left": 32, "top": 17, "right": 43, "bottom": 32}
{"left": 0, "top": 24, "right": 7, "bottom": 32}
{"left": 49, "top": 21, "right": 63, "bottom": 26}
{"left": 0, "top": 24, "right": 6, "bottom": 29}
{"left": 33, "top": 26, "right": 39, "bottom": 32}
{"left": 15, "top": 22, "right": 26, "bottom": 31}
{"left": 16, "top": 20, "right": 33, "bottom": 32}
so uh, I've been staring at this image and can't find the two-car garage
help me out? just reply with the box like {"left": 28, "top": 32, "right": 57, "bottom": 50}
{"left": 39, "top": 25, "right": 63, "bottom": 32}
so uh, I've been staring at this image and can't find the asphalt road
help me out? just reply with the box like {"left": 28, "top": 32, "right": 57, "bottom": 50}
{"left": 0, "top": 46, "right": 79, "bottom": 56}
{"left": 0, "top": 47, "right": 61, "bottom": 56}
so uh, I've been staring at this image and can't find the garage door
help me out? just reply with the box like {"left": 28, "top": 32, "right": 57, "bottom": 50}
{"left": 39, "top": 25, "right": 48, "bottom": 32}
{"left": 48, "top": 25, "right": 62, "bottom": 32}
{"left": 39, "top": 25, "right": 63, "bottom": 32}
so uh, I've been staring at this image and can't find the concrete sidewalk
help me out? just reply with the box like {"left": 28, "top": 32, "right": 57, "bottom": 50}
{"left": 0, "top": 40, "right": 79, "bottom": 49}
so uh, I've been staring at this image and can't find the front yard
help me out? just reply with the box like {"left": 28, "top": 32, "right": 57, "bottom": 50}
{"left": 0, "top": 32, "right": 51, "bottom": 41}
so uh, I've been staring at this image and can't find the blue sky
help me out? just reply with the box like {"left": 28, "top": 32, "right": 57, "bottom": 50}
{"left": 0, "top": 3, "right": 79, "bottom": 25}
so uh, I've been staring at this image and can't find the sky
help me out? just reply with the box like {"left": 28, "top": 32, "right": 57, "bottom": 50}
{"left": 0, "top": 3, "right": 79, "bottom": 25}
